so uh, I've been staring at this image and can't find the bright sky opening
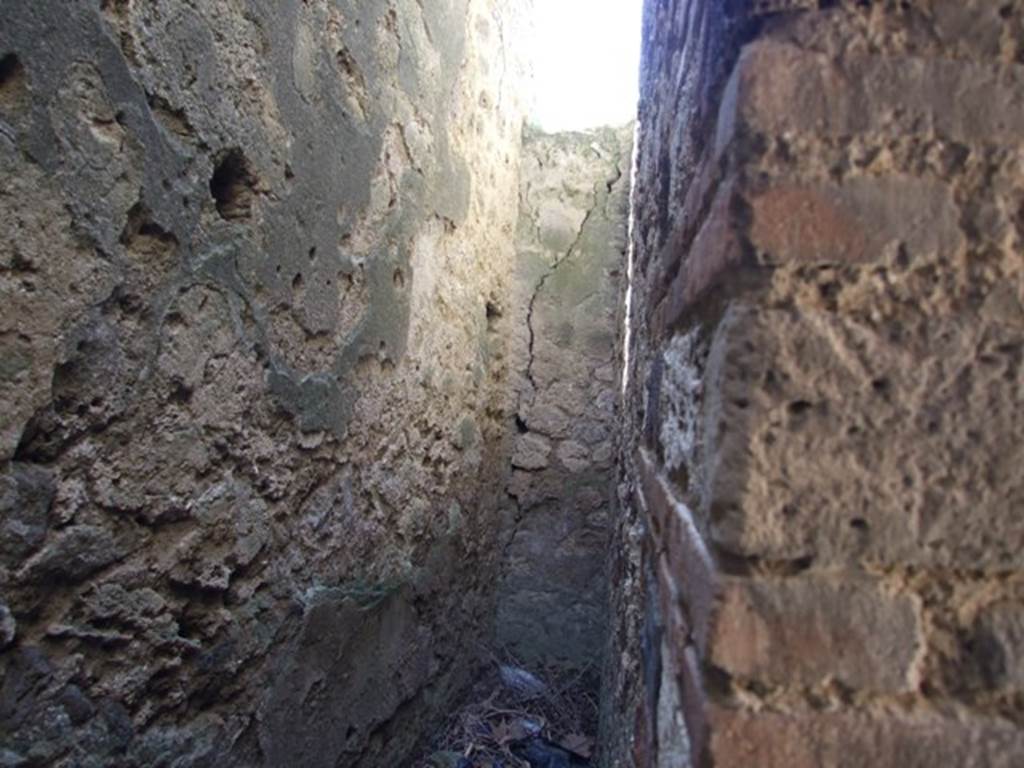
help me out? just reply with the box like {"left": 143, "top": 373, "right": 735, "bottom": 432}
{"left": 527, "top": 0, "right": 644, "bottom": 132}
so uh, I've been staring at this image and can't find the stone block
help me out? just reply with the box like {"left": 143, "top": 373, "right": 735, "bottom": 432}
{"left": 722, "top": 39, "right": 1024, "bottom": 146}
{"left": 555, "top": 439, "right": 591, "bottom": 472}
{"left": 703, "top": 303, "right": 1024, "bottom": 570}
{"left": 709, "top": 575, "right": 922, "bottom": 693}
{"left": 707, "top": 706, "right": 1024, "bottom": 768}
{"left": 524, "top": 403, "right": 571, "bottom": 438}
{"left": 511, "top": 433, "right": 552, "bottom": 470}
{"left": 747, "top": 175, "right": 964, "bottom": 266}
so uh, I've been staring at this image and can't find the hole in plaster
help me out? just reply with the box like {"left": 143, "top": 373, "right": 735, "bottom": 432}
{"left": 669, "top": 465, "right": 690, "bottom": 493}
{"left": 486, "top": 300, "right": 502, "bottom": 333}
{"left": 0, "top": 53, "right": 26, "bottom": 107}
{"left": 819, "top": 281, "right": 840, "bottom": 301}
{"left": 393, "top": 268, "right": 405, "bottom": 289}
{"left": 790, "top": 556, "right": 814, "bottom": 574}
{"left": 169, "top": 381, "right": 193, "bottom": 404}
{"left": 787, "top": 400, "right": 812, "bottom": 416}
{"left": 336, "top": 47, "right": 368, "bottom": 120}
{"left": 210, "top": 148, "right": 257, "bottom": 221}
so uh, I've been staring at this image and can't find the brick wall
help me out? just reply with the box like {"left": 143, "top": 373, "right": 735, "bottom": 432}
{"left": 614, "top": 1, "right": 1024, "bottom": 766}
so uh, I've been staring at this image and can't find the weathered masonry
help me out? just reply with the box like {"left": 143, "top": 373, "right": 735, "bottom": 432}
{"left": 2, "top": 1, "right": 1024, "bottom": 767}
{"left": 1, "top": 1, "right": 534, "bottom": 765}
{"left": 610, "top": 1, "right": 1024, "bottom": 767}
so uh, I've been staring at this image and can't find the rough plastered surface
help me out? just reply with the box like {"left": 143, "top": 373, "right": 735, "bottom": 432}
{"left": 495, "top": 126, "right": 631, "bottom": 670}
{"left": 613, "top": 1, "right": 1024, "bottom": 767}
{"left": 0, "top": 1, "right": 531, "bottom": 765}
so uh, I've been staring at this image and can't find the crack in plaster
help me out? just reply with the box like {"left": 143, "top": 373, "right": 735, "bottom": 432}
{"left": 524, "top": 156, "right": 624, "bottom": 393}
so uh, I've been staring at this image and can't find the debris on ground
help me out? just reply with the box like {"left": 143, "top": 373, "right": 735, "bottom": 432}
{"left": 499, "top": 665, "right": 548, "bottom": 700}
{"left": 510, "top": 736, "right": 591, "bottom": 768}
{"left": 413, "top": 655, "right": 599, "bottom": 768}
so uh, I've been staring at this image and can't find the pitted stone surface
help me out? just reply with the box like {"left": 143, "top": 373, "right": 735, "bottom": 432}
{"left": 0, "top": 1, "right": 531, "bottom": 765}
